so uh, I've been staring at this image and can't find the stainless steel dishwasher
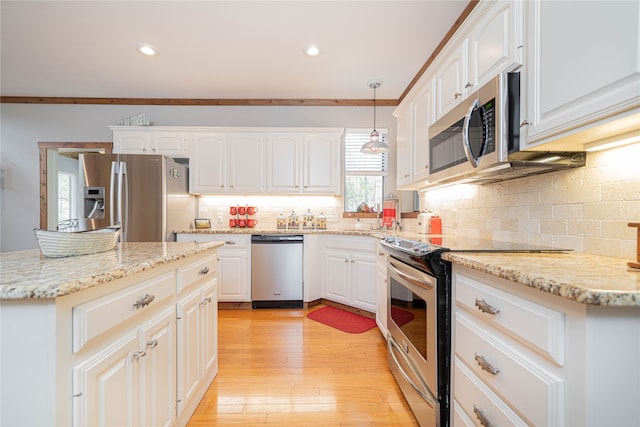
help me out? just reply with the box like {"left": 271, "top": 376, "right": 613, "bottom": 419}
{"left": 251, "top": 234, "right": 303, "bottom": 308}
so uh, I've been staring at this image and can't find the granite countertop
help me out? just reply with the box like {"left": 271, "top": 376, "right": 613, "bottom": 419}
{"left": 178, "top": 228, "right": 640, "bottom": 306}
{"left": 176, "top": 228, "right": 376, "bottom": 236}
{"left": 0, "top": 241, "right": 222, "bottom": 300}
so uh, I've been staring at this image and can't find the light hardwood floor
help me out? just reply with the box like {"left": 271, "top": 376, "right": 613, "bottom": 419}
{"left": 187, "top": 305, "right": 419, "bottom": 426}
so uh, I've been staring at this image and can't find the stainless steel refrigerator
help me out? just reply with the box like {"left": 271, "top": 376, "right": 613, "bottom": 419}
{"left": 79, "top": 154, "right": 197, "bottom": 242}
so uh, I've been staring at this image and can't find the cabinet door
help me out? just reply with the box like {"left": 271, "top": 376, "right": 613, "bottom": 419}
{"left": 435, "top": 40, "right": 468, "bottom": 118}
{"left": 375, "top": 243, "right": 388, "bottom": 333}
{"left": 150, "top": 132, "right": 191, "bottom": 157}
{"left": 266, "top": 134, "right": 302, "bottom": 193}
{"left": 228, "top": 134, "right": 265, "bottom": 193}
{"left": 323, "top": 249, "right": 351, "bottom": 305}
{"left": 201, "top": 280, "right": 218, "bottom": 375}
{"left": 523, "top": 0, "right": 640, "bottom": 148}
{"left": 412, "top": 78, "right": 435, "bottom": 183}
{"left": 217, "top": 249, "right": 249, "bottom": 302}
{"left": 176, "top": 289, "right": 201, "bottom": 416}
{"left": 350, "top": 251, "right": 377, "bottom": 313}
{"left": 113, "top": 131, "right": 149, "bottom": 154}
{"left": 469, "top": 0, "right": 522, "bottom": 91}
{"left": 190, "top": 134, "right": 228, "bottom": 194}
{"left": 140, "top": 307, "right": 176, "bottom": 427}
{"left": 73, "top": 332, "right": 140, "bottom": 427}
{"left": 302, "top": 134, "right": 340, "bottom": 194}
{"left": 395, "top": 104, "right": 413, "bottom": 188}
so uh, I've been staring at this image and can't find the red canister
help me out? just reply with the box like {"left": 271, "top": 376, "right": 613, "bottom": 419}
{"left": 382, "top": 200, "right": 397, "bottom": 228}
{"left": 429, "top": 215, "right": 442, "bottom": 235}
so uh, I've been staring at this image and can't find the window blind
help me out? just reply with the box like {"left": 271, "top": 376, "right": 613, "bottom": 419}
{"left": 344, "top": 128, "right": 388, "bottom": 175}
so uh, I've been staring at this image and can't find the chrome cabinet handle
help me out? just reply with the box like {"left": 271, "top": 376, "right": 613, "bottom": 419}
{"left": 199, "top": 266, "right": 210, "bottom": 275}
{"left": 454, "top": 92, "right": 462, "bottom": 99}
{"left": 132, "top": 350, "right": 146, "bottom": 361}
{"left": 200, "top": 297, "right": 212, "bottom": 307}
{"left": 475, "top": 353, "right": 500, "bottom": 375}
{"left": 474, "top": 405, "right": 493, "bottom": 427}
{"left": 465, "top": 82, "right": 473, "bottom": 88}
{"left": 475, "top": 298, "right": 500, "bottom": 315}
{"left": 134, "top": 294, "right": 155, "bottom": 309}
{"left": 521, "top": 120, "right": 532, "bottom": 127}
{"left": 147, "top": 339, "right": 158, "bottom": 349}
{"left": 224, "top": 240, "right": 236, "bottom": 245}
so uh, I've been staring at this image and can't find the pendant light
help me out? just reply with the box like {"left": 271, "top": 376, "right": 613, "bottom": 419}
{"left": 361, "top": 79, "right": 389, "bottom": 154}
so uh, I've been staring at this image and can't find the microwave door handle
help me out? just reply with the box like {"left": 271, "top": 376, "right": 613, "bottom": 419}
{"left": 463, "top": 99, "right": 481, "bottom": 168}
{"left": 388, "top": 336, "right": 437, "bottom": 408}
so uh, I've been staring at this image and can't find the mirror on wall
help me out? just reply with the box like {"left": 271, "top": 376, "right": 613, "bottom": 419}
{"left": 39, "top": 142, "right": 112, "bottom": 230}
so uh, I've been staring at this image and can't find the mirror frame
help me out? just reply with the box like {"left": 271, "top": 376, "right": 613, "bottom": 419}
{"left": 39, "top": 141, "right": 113, "bottom": 229}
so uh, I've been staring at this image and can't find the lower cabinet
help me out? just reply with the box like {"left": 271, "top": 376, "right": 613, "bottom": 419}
{"left": 177, "top": 233, "right": 251, "bottom": 302}
{"left": 176, "top": 279, "right": 218, "bottom": 418}
{"left": 322, "top": 236, "right": 377, "bottom": 312}
{"left": 72, "top": 306, "right": 176, "bottom": 427}
{"left": 375, "top": 240, "right": 388, "bottom": 335}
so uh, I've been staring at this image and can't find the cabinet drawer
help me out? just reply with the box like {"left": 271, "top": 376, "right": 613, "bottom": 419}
{"left": 73, "top": 272, "right": 175, "bottom": 353}
{"left": 454, "top": 357, "right": 529, "bottom": 427}
{"left": 177, "top": 255, "right": 217, "bottom": 293}
{"left": 455, "top": 271, "right": 565, "bottom": 364}
{"left": 456, "top": 312, "right": 564, "bottom": 426}
{"left": 214, "top": 234, "right": 250, "bottom": 250}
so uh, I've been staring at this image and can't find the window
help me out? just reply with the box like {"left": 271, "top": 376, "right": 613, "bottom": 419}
{"left": 57, "top": 171, "right": 76, "bottom": 221}
{"left": 344, "top": 128, "right": 388, "bottom": 213}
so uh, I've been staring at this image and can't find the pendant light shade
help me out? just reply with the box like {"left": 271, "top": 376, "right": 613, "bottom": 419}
{"left": 361, "top": 80, "right": 389, "bottom": 154}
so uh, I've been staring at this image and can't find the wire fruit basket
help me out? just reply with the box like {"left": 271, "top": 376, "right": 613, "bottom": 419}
{"left": 34, "top": 226, "right": 120, "bottom": 258}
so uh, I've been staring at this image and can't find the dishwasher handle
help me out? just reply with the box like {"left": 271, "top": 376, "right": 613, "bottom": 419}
{"left": 251, "top": 234, "right": 303, "bottom": 243}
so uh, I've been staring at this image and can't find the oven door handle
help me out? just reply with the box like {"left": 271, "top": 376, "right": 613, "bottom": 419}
{"left": 388, "top": 335, "right": 437, "bottom": 408}
{"left": 388, "top": 260, "right": 435, "bottom": 290}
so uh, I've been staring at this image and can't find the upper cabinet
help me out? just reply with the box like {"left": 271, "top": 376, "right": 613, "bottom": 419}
{"left": 190, "top": 133, "right": 228, "bottom": 194}
{"left": 112, "top": 127, "right": 191, "bottom": 157}
{"left": 228, "top": 134, "right": 265, "bottom": 193}
{"left": 302, "top": 133, "right": 342, "bottom": 194}
{"left": 521, "top": 0, "right": 640, "bottom": 150}
{"left": 395, "top": 103, "right": 413, "bottom": 188}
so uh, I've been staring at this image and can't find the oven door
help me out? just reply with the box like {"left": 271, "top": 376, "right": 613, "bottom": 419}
{"left": 387, "top": 257, "right": 439, "bottom": 426}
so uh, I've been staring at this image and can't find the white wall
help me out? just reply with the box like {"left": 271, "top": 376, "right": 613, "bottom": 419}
{"left": 420, "top": 143, "right": 640, "bottom": 259}
{"left": 0, "top": 103, "right": 397, "bottom": 251}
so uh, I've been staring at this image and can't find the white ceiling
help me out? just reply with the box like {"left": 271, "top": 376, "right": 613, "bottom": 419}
{"left": 0, "top": 1, "right": 469, "bottom": 101}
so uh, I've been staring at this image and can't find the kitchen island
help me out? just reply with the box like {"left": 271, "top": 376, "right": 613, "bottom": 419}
{"left": 0, "top": 241, "right": 223, "bottom": 427}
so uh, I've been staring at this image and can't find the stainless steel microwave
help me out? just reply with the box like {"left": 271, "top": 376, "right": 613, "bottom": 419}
{"left": 427, "top": 72, "right": 585, "bottom": 185}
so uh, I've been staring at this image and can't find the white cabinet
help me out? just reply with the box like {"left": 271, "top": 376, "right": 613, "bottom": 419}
{"left": 112, "top": 128, "right": 191, "bottom": 157}
{"left": 187, "top": 128, "right": 342, "bottom": 195}
{"left": 302, "top": 133, "right": 341, "bottom": 194}
{"left": 521, "top": 0, "right": 640, "bottom": 149}
{"left": 228, "top": 134, "right": 265, "bottom": 193}
{"left": 395, "top": 103, "right": 413, "bottom": 188}
{"left": 176, "top": 280, "right": 217, "bottom": 418}
{"left": 435, "top": 40, "right": 469, "bottom": 118}
{"left": 266, "top": 134, "right": 301, "bottom": 193}
{"left": 322, "top": 236, "right": 377, "bottom": 312}
{"left": 190, "top": 133, "right": 228, "bottom": 194}
{"left": 375, "top": 240, "right": 388, "bottom": 335}
{"left": 411, "top": 78, "right": 435, "bottom": 184}
{"left": 177, "top": 233, "right": 251, "bottom": 302}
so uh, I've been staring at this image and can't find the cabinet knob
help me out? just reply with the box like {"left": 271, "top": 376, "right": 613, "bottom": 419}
{"left": 473, "top": 406, "right": 493, "bottom": 427}
{"left": 475, "top": 298, "right": 500, "bottom": 315}
{"left": 199, "top": 266, "right": 210, "bottom": 275}
{"left": 132, "top": 350, "right": 147, "bottom": 361}
{"left": 147, "top": 339, "right": 158, "bottom": 349}
{"left": 404, "top": 174, "right": 410, "bottom": 178}
{"left": 344, "top": 259, "right": 349, "bottom": 263}
{"left": 454, "top": 92, "right": 462, "bottom": 99}
{"left": 425, "top": 164, "right": 429, "bottom": 170}
{"left": 133, "top": 294, "right": 155, "bottom": 309}
{"left": 475, "top": 353, "right": 500, "bottom": 375}
{"left": 464, "top": 82, "right": 473, "bottom": 89}
{"left": 520, "top": 120, "right": 532, "bottom": 127}
{"left": 350, "top": 259, "right": 355, "bottom": 264}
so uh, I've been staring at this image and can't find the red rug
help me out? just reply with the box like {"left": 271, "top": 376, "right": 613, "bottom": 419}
{"left": 307, "top": 306, "right": 377, "bottom": 334}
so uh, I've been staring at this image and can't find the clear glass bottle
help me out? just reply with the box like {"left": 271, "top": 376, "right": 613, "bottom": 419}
{"left": 302, "top": 209, "right": 315, "bottom": 229}
{"left": 287, "top": 210, "right": 299, "bottom": 229}
{"left": 316, "top": 212, "right": 327, "bottom": 229}
{"left": 276, "top": 212, "right": 287, "bottom": 229}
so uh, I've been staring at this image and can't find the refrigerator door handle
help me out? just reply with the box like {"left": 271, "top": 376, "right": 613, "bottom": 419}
{"left": 110, "top": 161, "right": 117, "bottom": 226}
{"left": 122, "top": 162, "right": 129, "bottom": 242}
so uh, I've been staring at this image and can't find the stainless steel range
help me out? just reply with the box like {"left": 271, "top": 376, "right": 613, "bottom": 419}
{"left": 381, "top": 236, "right": 451, "bottom": 427}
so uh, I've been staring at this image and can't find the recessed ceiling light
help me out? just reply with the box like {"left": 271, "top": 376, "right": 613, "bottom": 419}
{"left": 136, "top": 43, "right": 159, "bottom": 56}
{"left": 304, "top": 44, "right": 320, "bottom": 56}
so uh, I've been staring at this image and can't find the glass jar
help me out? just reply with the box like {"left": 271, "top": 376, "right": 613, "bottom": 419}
{"left": 287, "top": 210, "right": 299, "bottom": 229}
{"left": 276, "top": 212, "right": 287, "bottom": 229}
{"left": 316, "top": 212, "right": 327, "bottom": 229}
{"left": 302, "top": 209, "right": 315, "bottom": 229}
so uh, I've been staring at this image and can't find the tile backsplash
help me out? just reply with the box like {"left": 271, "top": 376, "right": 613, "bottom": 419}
{"left": 419, "top": 143, "right": 640, "bottom": 259}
